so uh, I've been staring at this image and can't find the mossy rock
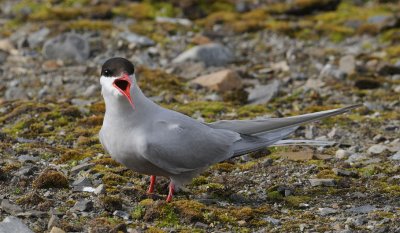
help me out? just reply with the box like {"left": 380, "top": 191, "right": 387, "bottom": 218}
{"left": 112, "top": 3, "right": 155, "bottom": 20}
{"left": 33, "top": 169, "right": 69, "bottom": 189}
{"left": 173, "top": 200, "right": 206, "bottom": 222}
{"left": 99, "top": 195, "right": 123, "bottom": 212}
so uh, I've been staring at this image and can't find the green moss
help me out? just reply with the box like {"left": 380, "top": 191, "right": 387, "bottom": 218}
{"left": 68, "top": 20, "right": 113, "bottom": 30}
{"left": 191, "top": 176, "right": 208, "bottom": 186}
{"left": 112, "top": 3, "right": 155, "bottom": 20}
{"left": 156, "top": 204, "right": 179, "bottom": 227}
{"left": 284, "top": 196, "right": 311, "bottom": 207}
{"left": 267, "top": 191, "right": 283, "bottom": 201}
{"left": 174, "top": 200, "right": 205, "bottom": 222}
{"left": 102, "top": 172, "right": 128, "bottom": 186}
{"left": 212, "top": 162, "right": 235, "bottom": 172}
{"left": 100, "top": 195, "right": 123, "bottom": 212}
{"left": 131, "top": 205, "right": 146, "bottom": 220}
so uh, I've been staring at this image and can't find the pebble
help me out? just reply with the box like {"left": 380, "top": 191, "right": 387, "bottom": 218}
{"left": 49, "top": 227, "right": 66, "bottom": 233}
{"left": 346, "top": 153, "right": 367, "bottom": 163}
{"left": 263, "top": 216, "right": 281, "bottom": 225}
{"left": 346, "top": 205, "right": 377, "bottom": 214}
{"left": 309, "top": 179, "right": 336, "bottom": 187}
{"left": 119, "top": 31, "right": 155, "bottom": 47}
{"left": 335, "top": 149, "right": 350, "bottom": 159}
{"left": 246, "top": 80, "right": 280, "bottom": 105}
{"left": 0, "top": 216, "right": 33, "bottom": 233}
{"left": 173, "top": 43, "right": 234, "bottom": 67}
{"left": 318, "top": 207, "right": 338, "bottom": 216}
{"left": 72, "top": 200, "right": 93, "bottom": 212}
{"left": 1, "top": 199, "right": 23, "bottom": 215}
{"left": 42, "top": 33, "right": 90, "bottom": 63}
{"left": 72, "top": 177, "right": 92, "bottom": 187}
{"left": 190, "top": 69, "right": 242, "bottom": 92}
{"left": 113, "top": 210, "right": 130, "bottom": 220}
{"left": 367, "top": 144, "right": 388, "bottom": 155}
{"left": 332, "top": 168, "right": 358, "bottom": 178}
{"left": 94, "top": 184, "right": 106, "bottom": 195}
{"left": 194, "top": 222, "right": 208, "bottom": 229}
{"left": 17, "top": 155, "right": 39, "bottom": 163}
{"left": 70, "top": 163, "right": 94, "bottom": 175}
{"left": 27, "top": 27, "right": 50, "bottom": 48}
{"left": 339, "top": 55, "right": 356, "bottom": 75}
{"left": 390, "top": 151, "right": 400, "bottom": 160}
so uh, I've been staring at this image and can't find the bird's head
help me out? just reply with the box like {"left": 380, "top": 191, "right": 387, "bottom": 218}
{"left": 100, "top": 57, "right": 136, "bottom": 109}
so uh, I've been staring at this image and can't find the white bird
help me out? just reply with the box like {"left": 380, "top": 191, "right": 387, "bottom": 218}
{"left": 99, "top": 57, "right": 361, "bottom": 202}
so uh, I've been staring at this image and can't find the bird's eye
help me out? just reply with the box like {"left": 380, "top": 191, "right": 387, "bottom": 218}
{"left": 103, "top": 69, "right": 112, "bottom": 77}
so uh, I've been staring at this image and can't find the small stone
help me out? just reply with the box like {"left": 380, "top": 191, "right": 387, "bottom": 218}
{"left": 17, "top": 155, "right": 39, "bottom": 163}
{"left": 280, "top": 148, "right": 314, "bottom": 161}
{"left": 47, "top": 214, "right": 59, "bottom": 230}
{"left": 0, "top": 216, "right": 33, "bottom": 233}
{"left": 70, "top": 163, "right": 94, "bottom": 175}
{"left": 246, "top": 80, "right": 280, "bottom": 105}
{"left": 263, "top": 216, "right": 281, "bottom": 225}
{"left": 190, "top": 35, "right": 211, "bottom": 45}
{"left": 42, "top": 60, "right": 63, "bottom": 72}
{"left": 335, "top": 146, "right": 350, "bottom": 157}
{"left": 318, "top": 207, "right": 338, "bottom": 216}
{"left": 299, "top": 223, "right": 307, "bottom": 232}
{"left": 309, "top": 179, "right": 336, "bottom": 187}
{"left": 72, "top": 199, "right": 93, "bottom": 212}
{"left": 94, "top": 184, "right": 106, "bottom": 195}
{"left": 49, "top": 227, "right": 66, "bottom": 233}
{"left": 346, "top": 205, "right": 377, "bottom": 214}
{"left": 119, "top": 31, "right": 155, "bottom": 47}
{"left": 271, "top": 61, "right": 289, "bottom": 72}
{"left": 373, "top": 134, "right": 386, "bottom": 143}
{"left": 339, "top": 55, "right": 356, "bottom": 75}
{"left": 346, "top": 153, "right": 367, "bottom": 163}
{"left": 333, "top": 168, "right": 358, "bottom": 178}
{"left": 173, "top": 43, "right": 234, "bottom": 67}
{"left": 191, "top": 69, "right": 242, "bottom": 92}
{"left": 27, "top": 27, "right": 50, "bottom": 48}
{"left": 305, "top": 125, "right": 315, "bottom": 139}
{"left": 237, "top": 220, "right": 246, "bottom": 226}
{"left": 390, "top": 151, "right": 400, "bottom": 160}
{"left": 42, "top": 33, "right": 90, "bottom": 63}
{"left": 194, "top": 222, "right": 208, "bottom": 229}
{"left": 113, "top": 210, "right": 130, "bottom": 220}
{"left": 0, "top": 39, "right": 18, "bottom": 54}
{"left": 367, "top": 144, "right": 388, "bottom": 155}
{"left": 1, "top": 199, "right": 23, "bottom": 215}
{"left": 72, "top": 177, "right": 92, "bottom": 187}
{"left": 155, "top": 17, "right": 192, "bottom": 26}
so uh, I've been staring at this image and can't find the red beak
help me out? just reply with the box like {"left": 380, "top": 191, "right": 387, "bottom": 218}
{"left": 113, "top": 73, "right": 135, "bottom": 109}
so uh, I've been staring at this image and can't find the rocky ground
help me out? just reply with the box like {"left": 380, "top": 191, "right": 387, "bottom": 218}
{"left": 0, "top": 0, "right": 399, "bottom": 232}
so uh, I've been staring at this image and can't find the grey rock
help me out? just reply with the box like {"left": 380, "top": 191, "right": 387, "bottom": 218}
{"left": 120, "top": 31, "right": 155, "bottom": 47}
{"left": 0, "top": 216, "right": 33, "bottom": 233}
{"left": 43, "top": 33, "right": 90, "bottom": 63}
{"left": 318, "top": 207, "right": 338, "bottom": 216}
{"left": 0, "top": 50, "right": 8, "bottom": 64}
{"left": 346, "top": 205, "right": 377, "bottom": 214}
{"left": 72, "top": 199, "right": 93, "bottom": 212}
{"left": 173, "top": 43, "right": 234, "bottom": 67}
{"left": 16, "top": 166, "right": 37, "bottom": 176}
{"left": 94, "top": 184, "right": 106, "bottom": 195}
{"left": 339, "top": 55, "right": 356, "bottom": 75}
{"left": 247, "top": 80, "right": 280, "bottom": 105}
{"left": 333, "top": 168, "right": 358, "bottom": 178}
{"left": 309, "top": 179, "right": 336, "bottom": 187}
{"left": 70, "top": 163, "right": 94, "bottom": 175}
{"left": 335, "top": 149, "right": 350, "bottom": 159}
{"left": 346, "top": 153, "right": 367, "bottom": 163}
{"left": 72, "top": 177, "right": 92, "bottom": 187}
{"left": 263, "top": 216, "right": 281, "bottom": 225}
{"left": 390, "top": 151, "right": 400, "bottom": 160}
{"left": 17, "top": 155, "right": 39, "bottom": 163}
{"left": 113, "top": 210, "right": 130, "bottom": 220}
{"left": 194, "top": 222, "right": 208, "bottom": 229}
{"left": 28, "top": 27, "right": 50, "bottom": 48}
{"left": 367, "top": 144, "right": 388, "bottom": 155}
{"left": 1, "top": 199, "right": 23, "bottom": 215}
{"left": 16, "top": 210, "right": 47, "bottom": 218}
{"left": 83, "top": 84, "right": 100, "bottom": 97}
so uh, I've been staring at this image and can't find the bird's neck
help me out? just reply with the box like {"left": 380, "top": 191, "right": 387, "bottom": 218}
{"left": 103, "top": 84, "right": 157, "bottom": 125}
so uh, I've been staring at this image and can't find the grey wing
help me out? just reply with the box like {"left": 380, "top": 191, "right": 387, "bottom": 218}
{"left": 143, "top": 116, "right": 241, "bottom": 175}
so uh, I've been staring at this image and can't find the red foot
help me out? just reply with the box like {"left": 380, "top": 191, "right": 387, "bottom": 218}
{"left": 166, "top": 182, "right": 175, "bottom": 202}
{"left": 147, "top": 175, "right": 156, "bottom": 194}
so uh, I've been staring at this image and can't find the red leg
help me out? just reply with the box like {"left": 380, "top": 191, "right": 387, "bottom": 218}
{"left": 147, "top": 175, "right": 156, "bottom": 194}
{"left": 166, "top": 182, "right": 175, "bottom": 202}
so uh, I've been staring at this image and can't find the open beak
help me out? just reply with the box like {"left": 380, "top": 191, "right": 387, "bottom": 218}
{"left": 113, "top": 73, "right": 135, "bottom": 109}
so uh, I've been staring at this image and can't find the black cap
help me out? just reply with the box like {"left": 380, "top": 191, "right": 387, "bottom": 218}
{"left": 101, "top": 57, "right": 135, "bottom": 77}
